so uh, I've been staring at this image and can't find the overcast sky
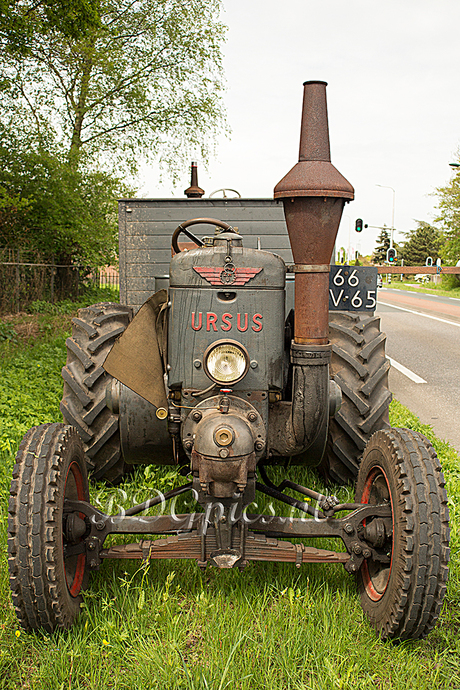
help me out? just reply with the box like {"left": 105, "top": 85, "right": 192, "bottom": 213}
{"left": 141, "top": 0, "right": 460, "bottom": 258}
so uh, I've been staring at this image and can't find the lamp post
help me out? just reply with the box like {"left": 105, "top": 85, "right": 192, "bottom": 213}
{"left": 344, "top": 215, "right": 352, "bottom": 264}
{"left": 376, "top": 184, "right": 396, "bottom": 249}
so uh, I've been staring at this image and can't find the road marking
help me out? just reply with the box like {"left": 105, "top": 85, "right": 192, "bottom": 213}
{"left": 388, "top": 358, "right": 427, "bottom": 384}
{"left": 379, "top": 301, "right": 460, "bottom": 328}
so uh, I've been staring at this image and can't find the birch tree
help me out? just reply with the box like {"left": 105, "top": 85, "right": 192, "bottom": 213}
{"left": 1, "top": 0, "right": 226, "bottom": 175}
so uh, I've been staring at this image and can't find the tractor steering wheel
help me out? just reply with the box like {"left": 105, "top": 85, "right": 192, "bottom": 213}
{"left": 171, "top": 218, "right": 233, "bottom": 254}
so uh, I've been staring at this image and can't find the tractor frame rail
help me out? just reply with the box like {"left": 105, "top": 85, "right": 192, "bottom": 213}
{"left": 64, "top": 479, "right": 392, "bottom": 574}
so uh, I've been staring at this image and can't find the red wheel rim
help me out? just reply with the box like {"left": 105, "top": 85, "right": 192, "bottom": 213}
{"left": 360, "top": 465, "right": 394, "bottom": 602}
{"left": 63, "top": 461, "right": 87, "bottom": 597}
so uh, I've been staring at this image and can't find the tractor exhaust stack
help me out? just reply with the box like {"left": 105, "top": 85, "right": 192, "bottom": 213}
{"left": 184, "top": 161, "right": 205, "bottom": 198}
{"left": 274, "top": 80, "right": 354, "bottom": 344}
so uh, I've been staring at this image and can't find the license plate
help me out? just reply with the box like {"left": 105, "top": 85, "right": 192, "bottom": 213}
{"left": 329, "top": 266, "right": 378, "bottom": 312}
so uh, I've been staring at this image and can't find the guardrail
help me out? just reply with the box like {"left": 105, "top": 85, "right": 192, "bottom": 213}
{"left": 375, "top": 266, "right": 460, "bottom": 274}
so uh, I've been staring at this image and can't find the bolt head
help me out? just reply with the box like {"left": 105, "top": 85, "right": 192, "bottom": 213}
{"left": 219, "top": 448, "right": 229, "bottom": 458}
{"left": 184, "top": 440, "right": 193, "bottom": 451}
{"left": 254, "top": 440, "right": 264, "bottom": 451}
{"left": 344, "top": 523, "right": 353, "bottom": 534}
{"left": 247, "top": 411, "right": 257, "bottom": 422}
{"left": 192, "top": 410, "right": 202, "bottom": 422}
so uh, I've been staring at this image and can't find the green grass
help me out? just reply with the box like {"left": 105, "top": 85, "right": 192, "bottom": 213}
{"left": 1, "top": 303, "right": 460, "bottom": 689}
{"left": 380, "top": 277, "right": 460, "bottom": 300}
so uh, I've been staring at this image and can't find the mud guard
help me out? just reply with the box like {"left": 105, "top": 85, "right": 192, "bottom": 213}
{"left": 103, "top": 290, "right": 169, "bottom": 410}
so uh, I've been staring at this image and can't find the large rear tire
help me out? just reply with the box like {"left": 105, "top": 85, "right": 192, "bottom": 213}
{"left": 321, "top": 311, "right": 392, "bottom": 484}
{"left": 8, "top": 423, "right": 90, "bottom": 632}
{"left": 60, "top": 302, "right": 132, "bottom": 483}
{"left": 356, "top": 428, "right": 450, "bottom": 640}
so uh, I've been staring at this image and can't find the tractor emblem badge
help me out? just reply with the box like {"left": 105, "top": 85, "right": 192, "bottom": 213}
{"left": 193, "top": 266, "right": 262, "bottom": 286}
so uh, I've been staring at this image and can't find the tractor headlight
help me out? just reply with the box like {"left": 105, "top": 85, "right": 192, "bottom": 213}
{"left": 203, "top": 340, "right": 250, "bottom": 385}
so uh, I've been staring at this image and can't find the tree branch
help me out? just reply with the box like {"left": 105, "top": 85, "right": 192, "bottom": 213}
{"left": 16, "top": 79, "right": 43, "bottom": 137}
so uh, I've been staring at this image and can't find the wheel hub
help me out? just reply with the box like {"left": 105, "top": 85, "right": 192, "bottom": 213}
{"left": 64, "top": 513, "right": 87, "bottom": 543}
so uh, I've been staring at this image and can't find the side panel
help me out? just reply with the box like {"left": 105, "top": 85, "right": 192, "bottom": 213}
{"left": 119, "top": 200, "right": 128, "bottom": 305}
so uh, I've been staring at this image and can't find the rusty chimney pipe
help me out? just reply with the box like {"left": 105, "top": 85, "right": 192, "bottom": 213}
{"left": 184, "top": 161, "right": 205, "bottom": 198}
{"left": 274, "top": 81, "right": 354, "bottom": 344}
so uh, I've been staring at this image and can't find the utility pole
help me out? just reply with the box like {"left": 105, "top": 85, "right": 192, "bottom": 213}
{"left": 376, "top": 184, "right": 396, "bottom": 249}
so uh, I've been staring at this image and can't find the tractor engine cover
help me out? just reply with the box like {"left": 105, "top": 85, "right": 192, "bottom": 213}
{"left": 168, "top": 230, "right": 286, "bottom": 394}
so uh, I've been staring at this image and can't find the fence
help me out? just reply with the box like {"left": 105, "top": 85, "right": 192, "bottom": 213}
{"left": 93, "top": 267, "right": 120, "bottom": 290}
{"left": 0, "top": 248, "right": 119, "bottom": 315}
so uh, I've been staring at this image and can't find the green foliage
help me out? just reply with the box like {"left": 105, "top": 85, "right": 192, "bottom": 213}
{"left": 0, "top": 0, "right": 100, "bottom": 47}
{"left": 436, "top": 161, "right": 460, "bottom": 265}
{"left": 0, "top": 0, "right": 227, "bottom": 177}
{"left": 0, "top": 320, "right": 17, "bottom": 342}
{"left": 0, "top": 336, "right": 66, "bottom": 455}
{"left": 442, "top": 273, "right": 460, "bottom": 289}
{"left": 27, "top": 285, "right": 120, "bottom": 315}
{"left": 372, "top": 227, "right": 390, "bottom": 263}
{"left": 27, "top": 299, "right": 79, "bottom": 315}
{"left": 0, "top": 132, "right": 129, "bottom": 269}
{"left": 399, "top": 221, "right": 444, "bottom": 266}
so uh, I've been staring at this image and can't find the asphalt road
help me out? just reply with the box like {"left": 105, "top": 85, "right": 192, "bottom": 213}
{"left": 376, "top": 287, "right": 460, "bottom": 454}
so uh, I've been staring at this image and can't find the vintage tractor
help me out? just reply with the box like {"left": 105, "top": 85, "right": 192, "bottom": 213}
{"left": 8, "top": 81, "right": 450, "bottom": 640}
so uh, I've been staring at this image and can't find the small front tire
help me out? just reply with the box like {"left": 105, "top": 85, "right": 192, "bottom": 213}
{"left": 356, "top": 428, "right": 450, "bottom": 640}
{"left": 8, "top": 423, "right": 90, "bottom": 632}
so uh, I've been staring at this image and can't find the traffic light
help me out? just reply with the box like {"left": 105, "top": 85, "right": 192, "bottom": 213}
{"left": 355, "top": 219, "right": 368, "bottom": 232}
{"left": 386, "top": 247, "right": 397, "bottom": 263}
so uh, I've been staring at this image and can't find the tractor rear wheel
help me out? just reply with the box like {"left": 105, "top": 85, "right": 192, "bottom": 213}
{"left": 355, "top": 428, "right": 450, "bottom": 640}
{"left": 60, "top": 302, "right": 133, "bottom": 483}
{"left": 321, "top": 311, "right": 392, "bottom": 484}
{"left": 8, "top": 423, "right": 90, "bottom": 632}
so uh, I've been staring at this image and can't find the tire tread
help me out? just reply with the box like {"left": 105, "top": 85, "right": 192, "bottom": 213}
{"left": 8, "top": 423, "right": 89, "bottom": 632}
{"left": 356, "top": 428, "right": 450, "bottom": 640}
{"left": 61, "top": 302, "right": 132, "bottom": 483}
{"left": 322, "top": 311, "right": 391, "bottom": 484}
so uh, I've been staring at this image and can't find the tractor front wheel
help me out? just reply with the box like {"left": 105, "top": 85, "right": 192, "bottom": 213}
{"left": 356, "top": 428, "right": 450, "bottom": 640}
{"left": 8, "top": 423, "right": 90, "bottom": 632}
